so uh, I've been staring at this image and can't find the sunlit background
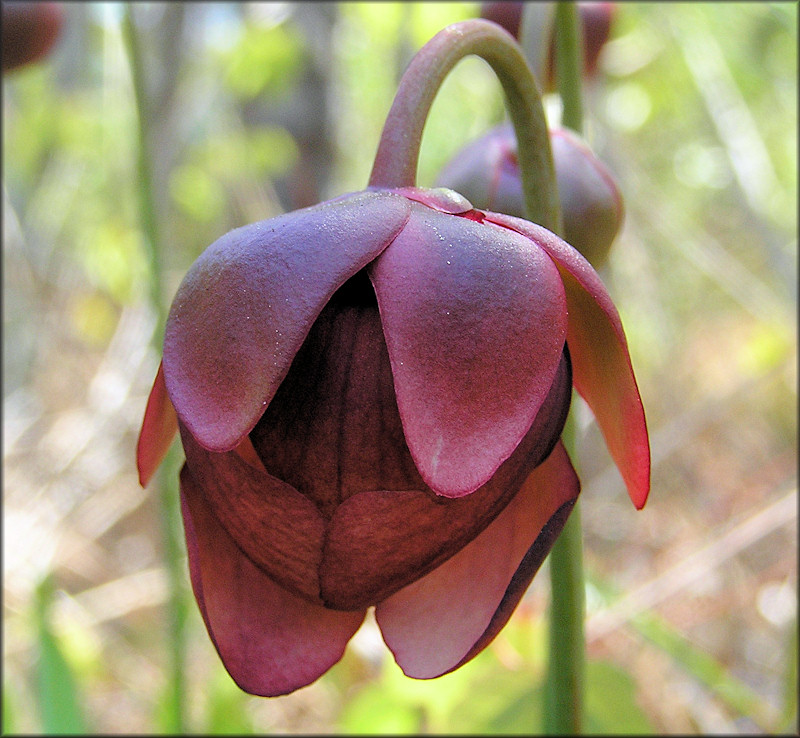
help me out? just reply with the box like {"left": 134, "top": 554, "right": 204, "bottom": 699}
{"left": 3, "top": 2, "right": 797, "bottom": 733}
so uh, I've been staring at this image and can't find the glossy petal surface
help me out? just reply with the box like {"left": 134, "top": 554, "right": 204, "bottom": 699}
{"left": 180, "top": 465, "right": 365, "bottom": 697}
{"left": 136, "top": 362, "right": 178, "bottom": 487}
{"left": 485, "top": 212, "right": 650, "bottom": 508}
{"left": 163, "top": 191, "right": 410, "bottom": 452}
{"left": 376, "top": 441, "right": 579, "bottom": 679}
{"left": 370, "top": 202, "right": 567, "bottom": 497}
{"left": 321, "top": 350, "right": 572, "bottom": 609}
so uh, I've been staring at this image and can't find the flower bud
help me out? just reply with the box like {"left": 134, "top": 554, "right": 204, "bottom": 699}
{"left": 1, "top": 2, "right": 64, "bottom": 72}
{"left": 435, "top": 123, "right": 624, "bottom": 267}
{"left": 480, "top": 1, "right": 524, "bottom": 39}
{"left": 576, "top": 2, "right": 615, "bottom": 79}
{"left": 481, "top": 1, "right": 615, "bottom": 91}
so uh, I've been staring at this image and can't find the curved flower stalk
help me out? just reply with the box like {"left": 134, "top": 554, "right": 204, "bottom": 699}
{"left": 137, "top": 19, "right": 649, "bottom": 697}
{"left": 436, "top": 123, "right": 624, "bottom": 267}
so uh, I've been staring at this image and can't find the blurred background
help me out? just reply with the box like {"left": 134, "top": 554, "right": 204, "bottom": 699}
{"left": 2, "top": 2, "right": 796, "bottom": 734}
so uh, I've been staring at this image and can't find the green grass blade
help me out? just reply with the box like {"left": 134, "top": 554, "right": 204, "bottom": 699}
{"left": 633, "top": 610, "right": 780, "bottom": 731}
{"left": 33, "top": 577, "right": 88, "bottom": 735}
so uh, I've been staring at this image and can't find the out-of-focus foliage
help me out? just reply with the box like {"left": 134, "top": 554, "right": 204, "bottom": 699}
{"left": 222, "top": 19, "right": 303, "bottom": 100}
{"left": 338, "top": 614, "right": 654, "bottom": 734}
{"left": 2, "top": 2, "right": 796, "bottom": 734}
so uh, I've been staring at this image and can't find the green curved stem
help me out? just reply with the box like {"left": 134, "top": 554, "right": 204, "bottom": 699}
{"left": 544, "top": 3, "right": 586, "bottom": 734}
{"left": 368, "top": 19, "right": 559, "bottom": 232}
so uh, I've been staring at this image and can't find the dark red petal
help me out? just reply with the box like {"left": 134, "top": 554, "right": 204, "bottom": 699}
{"left": 136, "top": 362, "right": 178, "bottom": 487}
{"left": 369, "top": 202, "right": 567, "bottom": 498}
{"left": 232, "top": 435, "right": 266, "bottom": 471}
{"left": 163, "top": 191, "right": 410, "bottom": 452}
{"left": 485, "top": 212, "right": 650, "bottom": 508}
{"left": 375, "top": 441, "right": 579, "bottom": 679}
{"left": 320, "top": 350, "right": 572, "bottom": 610}
{"left": 179, "top": 423, "right": 327, "bottom": 603}
{"left": 180, "top": 465, "right": 365, "bottom": 697}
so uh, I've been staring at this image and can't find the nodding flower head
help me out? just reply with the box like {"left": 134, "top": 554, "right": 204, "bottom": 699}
{"left": 137, "top": 18, "right": 648, "bottom": 698}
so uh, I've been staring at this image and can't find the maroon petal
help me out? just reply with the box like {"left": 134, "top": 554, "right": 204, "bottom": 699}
{"left": 163, "top": 191, "right": 410, "bottom": 452}
{"left": 320, "top": 350, "right": 572, "bottom": 610}
{"left": 484, "top": 212, "right": 650, "bottom": 508}
{"left": 136, "top": 362, "right": 178, "bottom": 487}
{"left": 180, "top": 465, "right": 365, "bottom": 697}
{"left": 375, "top": 441, "right": 579, "bottom": 679}
{"left": 179, "top": 423, "right": 328, "bottom": 603}
{"left": 369, "top": 202, "right": 567, "bottom": 498}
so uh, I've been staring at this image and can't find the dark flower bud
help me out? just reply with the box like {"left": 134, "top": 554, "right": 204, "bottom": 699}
{"left": 435, "top": 123, "right": 624, "bottom": 267}
{"left": 575, "top": 1, "right": 615, "bottom": 79}
{"left": 480, "top": 1, "right": 524, "bottom": 39}
{"left": 481, "top": 1, "right": 615, "bottom": 91}
{"left": 1, "top": 2, "right": 64, "bottom": 72}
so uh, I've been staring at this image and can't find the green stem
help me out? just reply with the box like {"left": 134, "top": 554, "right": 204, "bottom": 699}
{"left": 554, "top": 2, "right": 584, "bottom": 133}
{"left": 368, "top": 18, "right": 559, "bottom": 232}
{"left": 122, "top": 6, "right": 188, "bottom": 732}
{"left": 544, "top": 3, "right": 586, "bottom": 734}
{"left": 544, "top": 412, "right": 585, "bottom": 734}
{"left": 122, "top": 6, "right": 164, "bottom": 347}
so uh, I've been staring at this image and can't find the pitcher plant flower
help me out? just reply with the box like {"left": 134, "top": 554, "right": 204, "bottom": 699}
{"left": 137, "top": 19, "right": 649, "bottom": 697}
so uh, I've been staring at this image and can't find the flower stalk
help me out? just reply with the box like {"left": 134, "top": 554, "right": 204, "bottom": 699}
{"left": 544, "top": 416, "right": 585, "bottom": 734}
{"left": 543, "top": 3, "right": 586, "bottom": 734}
{"left": 554, "top": 1, "right": 585, "bottom": 133}
{"left": 369, "top": 19, "right": 560, "bottom": 233}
